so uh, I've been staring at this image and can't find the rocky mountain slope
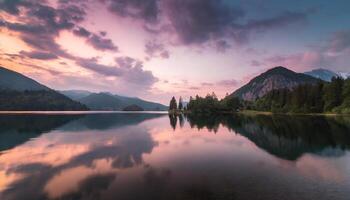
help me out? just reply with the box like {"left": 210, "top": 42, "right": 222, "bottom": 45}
{"left": 231, "top": 66, "right": 321, "bottom": 101}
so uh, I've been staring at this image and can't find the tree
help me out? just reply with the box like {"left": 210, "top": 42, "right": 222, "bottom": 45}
{"left": 323, "top": 77, "right": 344, "bottom": 111}
{"left": 221, "top": 96, "right": 241, "bottom": 111}
{"left": 178, "top": 96, "right": 183, "bottom": 110}
{"left": 342, "top": 79, "right": 350, "bottom": 106}
{"left": 337, "top": 78, "right": 350, "bottom": 113}
{"left": 169, "top": 96, "right": 177, "bottom": 111}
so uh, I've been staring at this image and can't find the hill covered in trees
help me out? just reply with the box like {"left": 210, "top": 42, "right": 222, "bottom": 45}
{"left": 0, "top": 67, "right": 87, "bottom": 111}
{"left": 252, "top": 77, "right": 350, "bottom": 114}
{"left": 68, "top": 91, "right": 168, "bottom": 111}
{"left": 0, "top": 90, "right": 88, "bottom": 111}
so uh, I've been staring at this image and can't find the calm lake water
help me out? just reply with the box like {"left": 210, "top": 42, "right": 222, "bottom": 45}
{"left": 0, "top": 113, "right": 350, "bottom": 200}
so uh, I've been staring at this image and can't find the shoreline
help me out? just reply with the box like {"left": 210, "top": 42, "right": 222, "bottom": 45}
{"left": 0, "top": 111, "right": 168, "bottom": 115}
{"left": 238, "top": 110, "right": 350, "bottom": 116}
{"left": 168, "top": 109, "right": 350, "bottom": 116}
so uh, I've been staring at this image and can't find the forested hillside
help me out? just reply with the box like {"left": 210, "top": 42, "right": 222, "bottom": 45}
{"left": 0, "top": 90, "right": 88, "bottom": 111}
{"left": 252, "top": 77, "right": 350, "bottom": 114}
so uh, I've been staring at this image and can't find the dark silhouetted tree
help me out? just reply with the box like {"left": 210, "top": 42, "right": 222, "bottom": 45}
{"left": 169, "top": 96, "right": 177, "bottom": 111}
{"left": 324, "top": 77, "right": 344, "bottom": 111}
{"left": 178, "top": 96, "right": 183, "bottom": 110}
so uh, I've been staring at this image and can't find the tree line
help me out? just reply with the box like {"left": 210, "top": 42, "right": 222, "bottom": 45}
{"left": 0, "top": 90, "right": 88, "bottom": 111}
{"left": 169, "top": 77, "right": 350, "bottom": 114}
{"left": 169, "top": 93, "right": 241, "bottom": 114}
{"left": 252, "top": 77, "right": 350, "bottom": 114}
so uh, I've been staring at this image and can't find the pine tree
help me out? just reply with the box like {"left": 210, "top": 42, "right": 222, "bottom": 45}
{"left": 178, "top": 96, "right": 183, "bottom": 110}
{"left": 324, "top": 77, "right": 344, "bottom": 111}
{"left": 169, "top": 96, "right": 177, "bottom": 111}
{"left": 339, "top": 78, "right": 350, "bottom": 113}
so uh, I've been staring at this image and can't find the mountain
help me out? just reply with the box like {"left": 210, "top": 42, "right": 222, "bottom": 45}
{"left": 0, "top": 66, "right": 88, "bottom": 111}
{"left": 113, "top": 94, "right": 167, "bottom": 111}
{"left": 231, "top": 66, "right": 321, "bottom": 101}
{"left": 60, "top": 90, "right": 92, "bottom": 101}
{"left": 79, "top": 93, "right": 126, "bottom": 111}
{"left": 0, "top": 67, "right": 49, "bottom": 91}
{"left": 338, "top": 72, "right": 350, "bottom": 79}
{"left": 64, "top": 90, "right": 168, "bottom": 111}
{"left": 304, "top": 68, "right": 339, "bottom": 82}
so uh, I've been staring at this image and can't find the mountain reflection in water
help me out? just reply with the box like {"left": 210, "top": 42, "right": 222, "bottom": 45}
{"left": 181, "top": 114, "right": 350, "bottom": 160}
{"left": 0, "top": 113, "right": 349, "bottom": 200}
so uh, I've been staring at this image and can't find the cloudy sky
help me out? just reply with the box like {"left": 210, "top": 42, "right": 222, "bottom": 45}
{"left": 0, "top": 0, "right": 349, "bottom": 104}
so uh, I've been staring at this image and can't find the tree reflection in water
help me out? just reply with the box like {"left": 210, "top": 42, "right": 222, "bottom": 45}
{"left": 1, "top": 113, "right": 350, "bottom": 200}
{"left": 184, "top": 113, "right": 350, "bottom": 160}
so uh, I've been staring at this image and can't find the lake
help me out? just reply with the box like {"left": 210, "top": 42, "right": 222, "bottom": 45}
{"left": 0, "top": 112, "right": 350, "bottom": 200}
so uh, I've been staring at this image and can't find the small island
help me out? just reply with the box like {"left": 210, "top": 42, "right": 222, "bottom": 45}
{"left": 122, "top": 104, "right": 144, "bottom": 111}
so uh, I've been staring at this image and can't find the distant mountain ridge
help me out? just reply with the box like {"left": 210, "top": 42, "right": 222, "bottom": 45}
{"left": 0, "top": 66, "right": 88, "bottom": 111}
{"left": 78, "top": 93, "right": 125, "bottom": 111}
{"left": 304, "top": 68, "right": 350, "bottom": 82}
{"left": 231, "top": 66, "right": 321, "bottom": 101}
{"left": 61, "top": 90, "right": 168, "bottom": 111}
{"left": 60, "top": 90, "right": 92, "bottom": 101}
{"left": 338, "top": 72, "right": 350, "bottom": 79}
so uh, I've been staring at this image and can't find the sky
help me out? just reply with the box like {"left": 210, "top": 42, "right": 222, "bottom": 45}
{"left": 0, "top": 0, "right": 350, "bottom": 104}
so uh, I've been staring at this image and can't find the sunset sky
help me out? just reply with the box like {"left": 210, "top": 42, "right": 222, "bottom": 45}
{"left": 0, "top": 0, "right": 349, "bottom": 104}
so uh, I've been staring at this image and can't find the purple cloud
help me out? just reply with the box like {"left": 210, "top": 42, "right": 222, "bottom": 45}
{"left": 76, "top": 58, "right": 123, "bottom": 77}
{"left": 104, "top": 0, "right": 159, "bottom": 23}
{"left": 0, "top": 1, "right": 86, "bottom": 59}
{"left": 216, "top": 40, "right": 231, "bottom": 53}
{"left": 201, "top": 82, "right": 214, "bottom": 86}
{"left": 76, "top": 57, "right": 158, "bottom": 87}
{"left": 326, "top": 30, "right": 350, "bottom": 53}
{"left": 101, "top": 0, "right": 309, "bottom": 51}
{"left": 145, "top": 40, "right": 170, "bottom": 60}
{"left": 0, "top": 0, "right": 117, "bottom": 55}
{"left": 87, "top": 34, "right": 118, "bottom": 51}
{"left": 19, "top": 51, "right": 58, "bottom": 60}
{"left": 217, "top": 79, "right": 238, "bottom": 87}
{"left": 73, "top": 27, "right": 91, "bottom": 37}
{"left": 251, "top": 60, "right": 263, "bottom": 67}
{"left": 259, "top": 30, "right": 350, "bottom": 72}
{"left": 0, "top": 0, "right": 155, "bottom": 89}
{"left": 163, "top": 0, "right": 244, "bottom": 45}
{"left": 244, "top": 11, "right": 307, "bottom": 32}
{"left": 72, "top": 27, "right": 118, "bottom": 51}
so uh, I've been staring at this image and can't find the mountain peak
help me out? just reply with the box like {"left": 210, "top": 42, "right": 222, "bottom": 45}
{"left": 263, "top": 66, "right": 296, "bottom": 75}
{"left": 304, "top": 68, "right": 339, "bottom": 82}
{"left": 267, "top": 66, "right": 290, "bottom": 71}
{"left": 231, "top": 66, "right": 321, "bottom": 101}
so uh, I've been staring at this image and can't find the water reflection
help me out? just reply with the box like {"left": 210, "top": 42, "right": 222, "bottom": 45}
{"left": 185, "top": 114, "right": 350, "bottom": 160}
{"left": 0, "top": 113, "right": 163, "bottom": 200}
{"left": 168, "top": 114, "right": 177, "bottom": 130}
{"left": 0, "top": 113, "right": 350, "bottom": 200}
{"left": 0, "top": 114, "right": 83, "bottom": 152}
